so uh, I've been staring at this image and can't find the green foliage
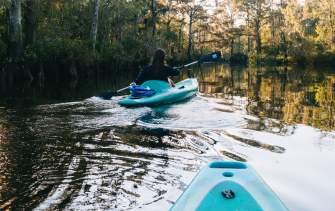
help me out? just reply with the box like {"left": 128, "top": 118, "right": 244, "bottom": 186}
{"left": 210, "top": 0, "right": 335, "bottom": 67}
{"left": 262, "top": 45, "right": 279, "bottom": 57}
{"left": 0, "top": 3, "right": 8, "bottom": 63}
{"left": 25, "top": 38, "right": 94, "bottom": 65}
{"left": 0, "top": 0, "right": 334, "bottom": 69}
{"left": 99, "top": 42, "right": 124, "bottom": 62}
{"left": 99, "top": 37, "right": 146, "bottom": 64}
{"left": 162, "top": 30, "right": 178, "bottom": 42}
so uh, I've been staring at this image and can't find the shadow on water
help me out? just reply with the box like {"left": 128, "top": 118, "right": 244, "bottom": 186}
{"left": 0, "top": 64, "right": 335, "bottom": 210}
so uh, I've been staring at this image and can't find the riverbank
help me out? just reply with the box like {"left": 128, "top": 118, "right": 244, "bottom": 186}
{"left": 228, "top": 51, "right": 335, "bottom": 67}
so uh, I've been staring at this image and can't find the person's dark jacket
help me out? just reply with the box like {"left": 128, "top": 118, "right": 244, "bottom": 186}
{"left": 135, "top": 65, "right": 180, "bottom": 85}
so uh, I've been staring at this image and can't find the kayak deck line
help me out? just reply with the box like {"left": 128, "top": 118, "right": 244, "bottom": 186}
{"left": 170, "top": 161, "right": 288, "bottom": 211}
{"left": 118, "top": 78, "right": 198, "bottom": 107}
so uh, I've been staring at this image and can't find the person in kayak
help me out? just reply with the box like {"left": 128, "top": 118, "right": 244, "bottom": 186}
{"left": 134, "top": 49, "right": 180, "bottom": 87}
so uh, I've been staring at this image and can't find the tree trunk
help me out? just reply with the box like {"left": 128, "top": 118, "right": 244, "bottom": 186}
{"left": 91, "top": 0, "right": 100, "bottom": 51}
{"left": 238, "top": 35, "right": 241, "bottom": 53}
{"left": 255, "top": 0, "right": 262, "bottom": 56}
{"left": 9, "top": 0, "right": 23, "bottom": 60}
{"left": 151, "top": 0, "right": 156, "bottom": 38}
{"left": 25, "top": 0, "right": 37, "bottom": 46}
{"left": 38, "top": 63, "right": 45, "bottom": 88}
{"left": 255, "top": 19, "right": 262, "bottom": 56}
{"left": 331, "top": 4, "right": 335, "bottom": 49}
{"left": 280, "top": 31, "right": 288, "bottom": 64}
{"left": 0, "top": 67, "right": 6, "bottom": 92}
{"left": 151, "top": 0, "right": 157, "bottom": 49}
{"left": 270, "top": 0, "right": 275, "bottom": 46}
{"left": 69, "top": 61, "right": 78, "bottom": 80}
{"left": 20, "top": 0, "right": 36, "bottom": 85}
{"left": 23, "top": 68, "right": 33, "bottom": 86}
{"left": 230, "top": 38, "right": 234, "bottom": 55}
{"left": 247, "top": 9, "right": 251, "bottom": 53}
{"left": 187, "top": 11, "right": 193, "bottom": 61}
{"left": 178, "top": 21, "right": 184, "bottom": 52}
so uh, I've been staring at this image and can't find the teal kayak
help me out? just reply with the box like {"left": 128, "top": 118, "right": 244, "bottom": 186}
{"left": 118, "top": 78, "right": 198, "bottom": 107}
{"left": 170, "top": 161, "right": 287, "bottom": 211}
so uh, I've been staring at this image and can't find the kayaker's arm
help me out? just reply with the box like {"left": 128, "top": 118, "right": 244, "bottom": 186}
{"left": 165, "top": 66, "right": 179, "bottom": 87}
{"left": 167, "top": 66, "right": 180, "bottom": 77}
{"left": 173, "top": 65, "right": 185, "bottom": 71}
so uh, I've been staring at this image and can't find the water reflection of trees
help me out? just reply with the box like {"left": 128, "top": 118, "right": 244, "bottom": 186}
{"left": 187, "top": 65, "right": 335, "bottom": 131}
{"left": 0, "top": 70, "right": 137, "bottom": 106}
{"left": 0, "top": 108, "right": 84, "bottom": 210}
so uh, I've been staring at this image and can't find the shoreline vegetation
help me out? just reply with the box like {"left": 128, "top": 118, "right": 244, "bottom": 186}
{"left": 0, "top": 0, "right": 334, "bottom": 87}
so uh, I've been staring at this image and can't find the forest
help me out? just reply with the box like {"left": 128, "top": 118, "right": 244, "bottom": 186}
{"left": 0, "top": 0, "right": 334, "bottom": 83}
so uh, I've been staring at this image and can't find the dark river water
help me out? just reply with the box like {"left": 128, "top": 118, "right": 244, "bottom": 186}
{"left": 0, "top": 64, "right": 335, "bottom": 211}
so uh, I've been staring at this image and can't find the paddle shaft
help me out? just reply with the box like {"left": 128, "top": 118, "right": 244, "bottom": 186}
{"left": 184, "top": 61, "right": 199, "bottom": 67}
{"left": 174, "top": 61, "right": 199, "bottom": 70}
{"left": 117, "top": 86, "right": 130, "bottom": 93}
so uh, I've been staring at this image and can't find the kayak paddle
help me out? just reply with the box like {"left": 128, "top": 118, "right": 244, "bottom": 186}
{"left": 174, "top": 51, "right": 222, "bottom": 70}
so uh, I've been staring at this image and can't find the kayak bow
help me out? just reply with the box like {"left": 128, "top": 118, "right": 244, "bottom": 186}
{"left": 170, "top": 161, "right": 287, "bottom": 211}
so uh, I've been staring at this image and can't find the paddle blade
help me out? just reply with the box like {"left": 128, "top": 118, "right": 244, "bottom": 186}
{"left": 200, "top": 52, "right": 222, "bottom": 63}
{"left": 99, "top": 85, "right": 131, "bottom": 100}
{"left": 99, "top": 91, "right": 115, "bottom": 100}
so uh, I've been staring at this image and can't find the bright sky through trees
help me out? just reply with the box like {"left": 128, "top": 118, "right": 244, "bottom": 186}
{"left": 204, "top": 0, "right": 305, "bottom": 13}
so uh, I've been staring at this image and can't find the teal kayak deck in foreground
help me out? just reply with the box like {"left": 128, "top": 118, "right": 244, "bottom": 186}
{"left": 170, "top": 161, "right": 287, "bottom": 211}
{"left": 118, "top": 79, "right": 198, "bottom": 107}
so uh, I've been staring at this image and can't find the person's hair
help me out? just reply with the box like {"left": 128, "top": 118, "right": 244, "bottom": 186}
{"left": 151, "top": 49, "right": 165, "bottom": 71}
